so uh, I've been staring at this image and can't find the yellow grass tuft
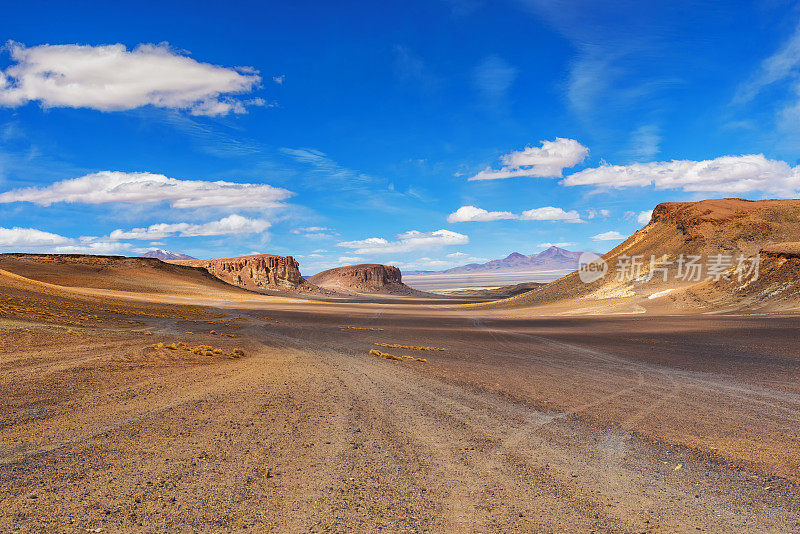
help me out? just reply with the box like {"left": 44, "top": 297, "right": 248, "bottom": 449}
{"left": 369, "top": 348, "right": 427, "bottom": 363}
{"left": 368, "top": 349, "right": 403, "bottom": 361}
{"left": 373, "top": 343, "right": 446, "bottom": 351}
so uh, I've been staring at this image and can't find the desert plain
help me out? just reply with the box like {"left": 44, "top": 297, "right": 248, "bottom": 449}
{"left": 1, "top": 238, "right": 799, "bottom": 532}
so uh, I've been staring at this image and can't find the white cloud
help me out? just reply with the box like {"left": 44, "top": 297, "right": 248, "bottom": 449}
{"left": 473, "top": 55, "right": 517, "bottom": 109}
{"left": 0, "top": 171, "right": 293, "bottom": 209}
{"left": 337, "top": 256, "right": 364, "bottom": 264}
{"left": 469, "top": 138, "right": 588, "bottom": 180}
{"left": 734, "top": 23, "right": 800, "bottom": 105}
{"left": 338, "top": 229, "right": 468, "bottom": 254}
{"left": 109, "top": 214, "right": 269, "bottom": 240}
{"left": 446, "top": 252, "right": 468, "bottom": 258}
{"left": 52, "top": 241, "right": 134, "bottom": 255}
{"left": 0, "top": 226, "right": 134, "bottom": 255}
{"left": 538, "top": 242, "right": 577, "bottom": 248}
{"left": 585, "top": 209, "right": 611, "bottom": 219}
{"left": 448, "top": 205, "right": 583, "bottom": 223}
{"left": 273, "top": 75, "right": 285, "bottom": 85}
{"left": 520, "top": 206, "right": 583, "bottom": 223}
{"left": 292, "top": 226, "right": 333, "bottom": 233}
{"left": 564, "top": 154, "right": 800, "bottom": 196}
{"left": 0, "top": 42, "right": 262, "bottom": 115}
{"left": 0, "top": 226, "right": 72, "bottom": 247}
{"left": 625, "top": 125, "right": 661, "bottom": 160}
{"left": 447, "top": 206, "right": 516, "bottom": 222}
{"left": 291, "top": 226, "right": 338, "bottom": 239}
{"left": 637, "top": 210, "right": 653, "bottom": 225}
{"left": 592, "top": 231, "right": 625, "bottom": 241}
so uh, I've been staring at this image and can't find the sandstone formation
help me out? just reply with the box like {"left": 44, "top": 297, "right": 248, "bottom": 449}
{"left": 172, "top": 254, "right": 305, "bottom": 291}
{"left": 307, "top": 264, "right": 415, "bottom": 295}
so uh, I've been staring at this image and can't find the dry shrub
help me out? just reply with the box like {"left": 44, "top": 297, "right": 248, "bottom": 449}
{"left": 374, "top": 342, "right": 446, "bottom": 351}
{"left": 369, "top": 349, "right": 403, "bottom": 361}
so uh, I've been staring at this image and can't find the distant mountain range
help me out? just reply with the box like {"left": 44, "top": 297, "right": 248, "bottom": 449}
{"left": 405, "top": 246, "right": 583, "bottom": 275}
{"left": 139, "top": 249, "right": 195, "bottom": 261}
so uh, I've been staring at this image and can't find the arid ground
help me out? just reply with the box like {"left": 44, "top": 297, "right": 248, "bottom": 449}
{"left": 2, "top": 273, "right": 800, "bottom": 532}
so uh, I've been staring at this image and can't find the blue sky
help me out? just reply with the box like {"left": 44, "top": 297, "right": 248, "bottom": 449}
{"left": 2, "top": 0, "right": 800, "bottom": 274}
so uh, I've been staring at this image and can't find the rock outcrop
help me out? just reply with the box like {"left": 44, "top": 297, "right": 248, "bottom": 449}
{"left": 171, "top": 254, "right": 304, "bottom": 291}
{"left": 474, "top": 198, "right": 800, "bottom": 313}
{"left": 307, "top": 264, "right": 414, "bottom": 294}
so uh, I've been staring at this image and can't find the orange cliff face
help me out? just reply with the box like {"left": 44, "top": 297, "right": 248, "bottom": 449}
{"left": 171, "top": 254, "right": 304, "bottom": 291}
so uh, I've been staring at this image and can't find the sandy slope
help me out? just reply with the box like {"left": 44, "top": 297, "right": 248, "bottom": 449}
{"left": 1, "top": 269, "right": 799, "bottom": 531}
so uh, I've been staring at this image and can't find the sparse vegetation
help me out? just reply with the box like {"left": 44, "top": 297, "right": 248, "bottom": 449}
{"left": 340, "top": 326, "right": 384, "bottom": 331}
{"left": 368, "top": 348, "right": 425, "bottom": 362}
{"left": 373, "top": 343, "right": 446, "bottom": 351}
{"left": 150, "top": 340, "right": 245, "bottom": 359}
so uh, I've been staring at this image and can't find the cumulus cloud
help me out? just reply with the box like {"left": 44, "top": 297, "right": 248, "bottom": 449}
{"left": 338, "top": 229, "right": 469, "bottom": 254}
{"left": 0, "top": 42, "right": 263, "bottom": 115}
{"left": 520, "top": 207, "right": 582, "bottom": 222}
{"left": 592, "top": 231, "right": 625, "bottom": 241}
{"left": 0, "top": 215, "right": 267, "bottom": 253}
{"left": 0, "top": 226, "right": 72, "bottom": 247}
{"left": 468, "top": 138, "right": 588, "bottom": 181}
{"left": 108, "top": 214, "right": 269, "bottom": 240}
{"left": 0, "top": 171, "right": 293, "bottom": 209}
{"left": 637, "top": 210, "right": 653, "bottom": 225}
{"left": 0, "top": 226, "right": 134, "bottom": 255}
{"left": 447, "top": 205, "right": 583, "bottom": 223}
{"left": 447, "top": 206, "right": 516, "bottom": 222}
{"left": 563, "top": 154, "right": 800, "bottom": 196}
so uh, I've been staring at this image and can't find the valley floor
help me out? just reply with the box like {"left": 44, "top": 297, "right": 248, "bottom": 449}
{"left": 2, "top": 296, "right": 800, "bottom": 532}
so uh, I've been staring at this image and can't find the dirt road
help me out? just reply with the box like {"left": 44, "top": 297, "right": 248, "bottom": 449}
{"left": 2, "top": 301, "right": 799, "bottom": 532}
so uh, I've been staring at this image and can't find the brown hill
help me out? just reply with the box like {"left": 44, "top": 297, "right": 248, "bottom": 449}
{"left": 307, "top": 264, "right": 418, "bottom": 295}
{"left": 476, "top": 198, "right": 800, "bottom": 314}
{"left": 171, "top": 254, "right": 308, "bottom": 292}
{"left": 0, "top": 253, "right": 250, "bottom": 298}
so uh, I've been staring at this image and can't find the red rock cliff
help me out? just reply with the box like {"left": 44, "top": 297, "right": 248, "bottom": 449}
{"left": 171, "top": 254, "right": 304, "bottom": 290}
